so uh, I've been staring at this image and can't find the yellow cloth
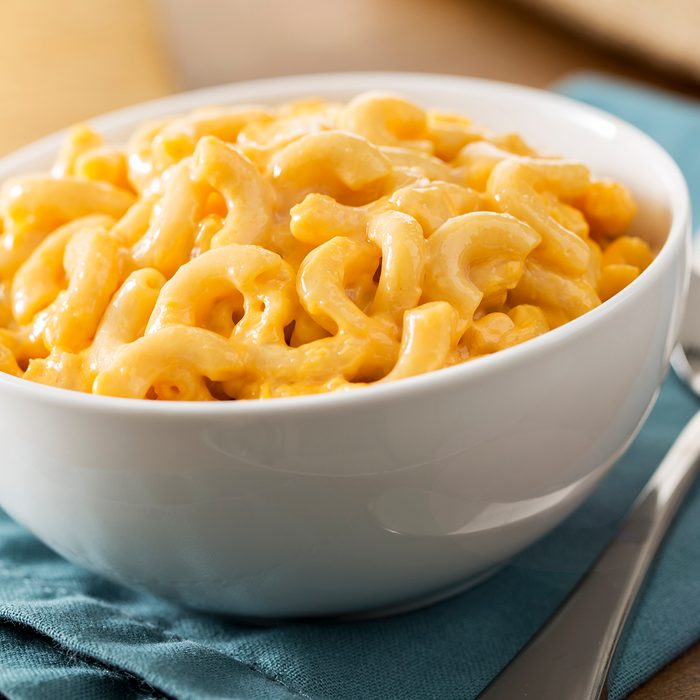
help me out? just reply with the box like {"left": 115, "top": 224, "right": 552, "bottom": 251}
{"left": 0, "top": 0, "right": 174, "bottom": 155}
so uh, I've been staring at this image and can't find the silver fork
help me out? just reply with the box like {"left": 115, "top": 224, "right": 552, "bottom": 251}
{"left": 477, "top": 263, "right": 700, "bottom": 700}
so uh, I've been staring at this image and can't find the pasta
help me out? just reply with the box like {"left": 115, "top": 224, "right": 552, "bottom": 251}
{"left": 0, "top": 92, "right": 651, "bottom": 400}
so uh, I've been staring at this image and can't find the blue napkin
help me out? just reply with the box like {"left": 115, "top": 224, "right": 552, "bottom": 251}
{"left": 2, "top": 73, "right": 700, "bottom": 700}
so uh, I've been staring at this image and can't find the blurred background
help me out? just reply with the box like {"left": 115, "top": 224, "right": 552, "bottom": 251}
{"left": 2, "top": 0, "right": 700, "bottom": 154}
{"left": 1, "top": 1, "right": 700, "bottom": 696}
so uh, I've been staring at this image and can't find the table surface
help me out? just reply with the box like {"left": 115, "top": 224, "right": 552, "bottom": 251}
{"left": 1, "top": 1, "right": 698, "bottom": 697}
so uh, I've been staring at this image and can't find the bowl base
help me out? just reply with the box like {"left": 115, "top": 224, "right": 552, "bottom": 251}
{"left": 334, "top": 563, "right": 505, "bottom": 622}
{"left": 194, "top": 564, "right": 506, "bottom": 626}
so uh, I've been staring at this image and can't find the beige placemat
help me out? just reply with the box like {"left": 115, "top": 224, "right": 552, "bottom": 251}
{"left": 515, "top": 0, "right": 700, "bottom": 82}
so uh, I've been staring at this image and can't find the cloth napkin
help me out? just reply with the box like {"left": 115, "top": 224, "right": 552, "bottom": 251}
{"left": 1, "top": 73, "right": 700, "bottom": 700}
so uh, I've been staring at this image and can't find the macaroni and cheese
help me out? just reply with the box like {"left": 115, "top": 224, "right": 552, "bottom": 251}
{"left": 0, "top": 93, "right": 652, "bottom": 400}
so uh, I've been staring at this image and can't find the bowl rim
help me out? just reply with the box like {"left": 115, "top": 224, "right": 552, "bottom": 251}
{"left": 0, "top": 71, "right": 690, "bottom": 416}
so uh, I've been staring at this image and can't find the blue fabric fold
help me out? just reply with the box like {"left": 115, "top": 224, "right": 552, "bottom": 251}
{"left": 1, "top": 73, "right": 699, "bottom": 700}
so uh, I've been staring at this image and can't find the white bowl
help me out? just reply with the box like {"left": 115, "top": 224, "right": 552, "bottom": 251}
{"left": 0, "top": 73, "right": 690, "bottom": 619}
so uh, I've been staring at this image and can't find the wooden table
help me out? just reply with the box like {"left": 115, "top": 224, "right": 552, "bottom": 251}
{"left": 1, "top": 1, "right": 698, "bottom": 697}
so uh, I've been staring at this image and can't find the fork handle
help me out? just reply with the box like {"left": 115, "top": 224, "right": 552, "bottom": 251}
{"left": 477, "top": 409, "right": 700, "bottom": 700}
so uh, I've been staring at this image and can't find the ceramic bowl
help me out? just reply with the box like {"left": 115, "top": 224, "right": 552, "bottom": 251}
{"left": 0, "top": 73, "right": 690, "bottom": 618}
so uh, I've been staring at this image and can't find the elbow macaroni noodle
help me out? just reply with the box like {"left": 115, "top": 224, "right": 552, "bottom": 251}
{"left": 0, "top": 92, "right": 652, "bottom": 400}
